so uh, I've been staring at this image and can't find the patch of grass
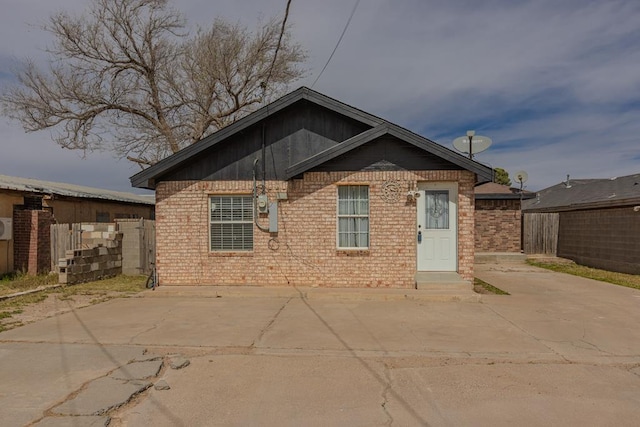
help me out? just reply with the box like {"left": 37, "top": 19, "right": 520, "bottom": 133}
{"left": 0, "top": 292, "right": 49, "bottom": 331}
{"left": 0, "top": 310, "right": 22, "bottom": 319}
{"left": 474, "top": 277, "right": 510, "bottom": 295}
{"left": 0, "top": 272, "right": 58, "bottom": 296}
{"left": 527, "top": 260, "right": 640, "bottom": 290}
{"left": 0, "top": 275, "right": 147, "bottom": 331}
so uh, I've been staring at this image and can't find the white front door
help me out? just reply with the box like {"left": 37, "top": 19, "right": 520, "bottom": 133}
{"left": 416, "top": 182, "right": 458, "bottom": 271}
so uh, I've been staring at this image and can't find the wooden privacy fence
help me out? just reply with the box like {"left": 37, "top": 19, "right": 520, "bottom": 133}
{"left": 523, "top": 212, "right": 559, "bottom": 255}
{"left": 50, "top": 223, "right": 82, "bottom": 271}
{"left": 50, "top": 219, "right": 155, "bottom": 274}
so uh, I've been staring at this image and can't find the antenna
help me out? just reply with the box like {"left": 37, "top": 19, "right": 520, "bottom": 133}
{"left": 514, "top": 171, "right": 528, "bottom": 186}
{"left": 514, "top": 170, "right": 528, "bottom": 204}
{"left": 453, "top": 131, "right": 492, "bottom": 159}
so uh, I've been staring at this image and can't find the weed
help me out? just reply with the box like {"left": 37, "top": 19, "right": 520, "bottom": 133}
{"left": 474, "top": 277, "right": 510, "bottom": 295}
{"left": 0, "top": 275, "right": 146, "bottom": 332}
{"left": 0, "top": 308, "right": 24, "bottom": 320}
{"left": 0, "top": 273, "right": 58, "bottom": 296}
{"left": 527, "top": 260, "right": 640, "bottom": 290}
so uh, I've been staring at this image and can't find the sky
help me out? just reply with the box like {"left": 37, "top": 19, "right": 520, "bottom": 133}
{"left": 1, "top": 0, "right": 639, "bottom": 194}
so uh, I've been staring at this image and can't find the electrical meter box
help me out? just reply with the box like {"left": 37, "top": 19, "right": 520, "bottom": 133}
{"left": 257, "top": 194, "right": 269, "bottom": 213}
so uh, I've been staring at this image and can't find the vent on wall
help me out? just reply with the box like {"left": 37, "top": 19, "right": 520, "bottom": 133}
{"left": 0, "top": 218, "right": 12, "bottom": 240}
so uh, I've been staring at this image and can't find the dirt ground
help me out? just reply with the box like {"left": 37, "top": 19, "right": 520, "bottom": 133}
{"left": 1, "top": 291, "right": 132, "bottom": 330}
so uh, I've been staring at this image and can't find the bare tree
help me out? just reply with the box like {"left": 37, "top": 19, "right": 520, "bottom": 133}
{"left": 1, "top": 0, "right": 306, "bottom": 167}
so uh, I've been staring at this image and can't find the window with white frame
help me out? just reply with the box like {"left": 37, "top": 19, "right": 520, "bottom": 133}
{"left": 210, "top": 195, "right": 253, "bottom": 251}
{"left": 337, "top": 185, "right": 369, "bottom": 249}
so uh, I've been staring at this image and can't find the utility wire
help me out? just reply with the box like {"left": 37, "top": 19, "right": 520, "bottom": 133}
{"left": 311, "top": 0, "right": 361, "bottom": 88}
{"left": 263, "top": 0, "right": 293, "bottom": 92}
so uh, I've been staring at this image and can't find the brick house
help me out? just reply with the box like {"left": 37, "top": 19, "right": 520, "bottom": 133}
{"left": 131, "top": 87, "right": 492, "bottom": 288}
{"left": 523, "top": 173, "right": 640, "bottom": 274}
{"left": 474, "top": 182, "right": 535, "bottom": 253}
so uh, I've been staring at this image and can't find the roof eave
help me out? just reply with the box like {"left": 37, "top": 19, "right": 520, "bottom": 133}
{"left": 130, "top": 87, "right": 386, "bottom": 189}
{"left": 476, "top": 193, "right": 536, "bottom": 200}
{"left": 384, "top": 125, "right": 493, "bottom": 182}
{"left": 285, "top": 124, "right": 390, "bottom": 179}
{"left": 523, "top": 197, "right": 640, "bottom": 212}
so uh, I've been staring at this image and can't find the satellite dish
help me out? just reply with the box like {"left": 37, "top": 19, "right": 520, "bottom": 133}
{"left": 514, "top": 171, "right": 528, "bottom": 184}
{"left": 453, "top": 135, "right": 492, "bottom": 156}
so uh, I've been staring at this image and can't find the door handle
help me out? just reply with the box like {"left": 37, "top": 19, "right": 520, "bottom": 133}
{"left": 417, "top": 230, "right": 422, "bottom": 243}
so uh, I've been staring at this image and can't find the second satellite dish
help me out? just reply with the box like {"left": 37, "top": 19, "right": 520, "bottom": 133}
{"left": 514, "top": 171, "right": 528, "bottom": 184}
{"left": 453, "top": 132, "right": 492, "bottom": 158}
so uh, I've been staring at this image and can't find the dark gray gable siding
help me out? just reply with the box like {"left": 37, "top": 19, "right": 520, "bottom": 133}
{"left": 285, "top": 123, "right": 492, "bottom": 181}
{"left": 306, "top": 136, "right": 463, "bottom": 174}
{"left": 159, "top": 100, "right": 371, "bottom": 182}
{"left": 130, "top": 86, "right": 493, "bottom": 188}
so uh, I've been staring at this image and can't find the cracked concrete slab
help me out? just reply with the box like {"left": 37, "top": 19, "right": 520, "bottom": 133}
{"left": 168, "top": 355, "right": 190, "bottom": 369}
{"left": 3, "top": 262, "right": 640, "bottom": 425}
{"left": 52, "top": 377, "right": 151, "bottom": 416}
{"left": 110, "top": 360, "right": 163, "bottom": 380}
{"left": 0, "top": 343, "right": 145, "bottom": 427}
{"left": 0, "top": 297, "right": 289, "bottom": 347}
{"left": 117, "top": 355, "right": 391, "bottom": 426}
{"left": 154, "top": 379, "right": 170, "bottom": 390}
{"left": 33, "top": 415, "right": 110, "bottom": 427}
{"left": 131, "top": 352, "right": 163, "bottom": 362}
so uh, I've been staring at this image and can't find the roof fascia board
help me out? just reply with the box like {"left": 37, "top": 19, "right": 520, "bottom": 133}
{"left": 524, "top": 197, "right": 640, "bottom": 212}
{"left": 130, "top": 87, "right": 386, "bottom": 189}
{"left": 385, "top": 124, "right": 493, "bottom": 181}
{"left": 302, "top": 90, "right": 384, "bottom": 127}
{"left": 130, "top": 89, "right": 307, "bottom": 189}
{"left": 285, "top": 124, "right": 389, "bottom": 179}
{"left": 476, "top": 194, "right": 536, "bottom": 200}
{"left": 285, "top": 121, "right": 494, "bottom": 181}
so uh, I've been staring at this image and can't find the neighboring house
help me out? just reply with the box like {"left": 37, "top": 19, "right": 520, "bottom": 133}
{"left": 522, "top": 173, "right": 640, "bottom": 275}
{"left": 0, "top": 174, "right": 154, "bottom": 275}
{"left": 131, "top": 87, "right": 492, "bottom": 288}
{"left": 474, "top": 182, "right": 535, "bottom": 253}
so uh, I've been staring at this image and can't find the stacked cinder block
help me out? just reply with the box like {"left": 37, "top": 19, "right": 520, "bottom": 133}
{"left": 79, "top": 223, "right": 117, "bottom": 248}
{"left": 58, "top": 232, "right": 123, "bottom": 285}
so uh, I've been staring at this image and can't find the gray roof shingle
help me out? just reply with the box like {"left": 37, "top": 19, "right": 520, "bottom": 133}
{"left": 522, "top": 173, "right": 640, "bottom": 212}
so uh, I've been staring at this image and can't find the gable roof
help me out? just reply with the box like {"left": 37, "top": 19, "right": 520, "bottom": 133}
{"left": 474, "top": 182, "right": 535, "bottom": 200}
{"left": 131, "top": 87, "right": 492, "bottom": 189}
{"left": 522, "top": 173, "right": 640, "bottom": 212}
{"left": 0, "top": 174, "right": 154, "bottom": 205}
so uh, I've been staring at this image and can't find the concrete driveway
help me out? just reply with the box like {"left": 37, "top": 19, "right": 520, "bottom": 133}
{"left": 1, "top": 262, "right": 640, "bottom": 426}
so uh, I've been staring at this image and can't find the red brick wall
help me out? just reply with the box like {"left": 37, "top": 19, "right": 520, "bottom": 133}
{"left": 155, "top": 170, "right": 476, "bottom": 288}
{"left": 474, "top": 199, "right": 522, "bottom": 252}
{"left": 13, "top": 210, "right": 53, "bottom": 275}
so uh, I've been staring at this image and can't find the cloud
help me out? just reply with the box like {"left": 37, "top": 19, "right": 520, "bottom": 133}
{"left": 0, "top": 0, "right": 638, "bottom": 191}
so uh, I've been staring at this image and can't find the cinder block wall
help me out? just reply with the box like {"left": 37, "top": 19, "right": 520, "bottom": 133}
{"left": 475, "top": 199, "right": 522, "bottom": 252}
{"left": 115, "top": 219, "right": 145, "bottom": 275}
{"left": 155, "top": 170, "right": 476, "bottom": 288}
{"left": 58, "top": 234, "right": 123, "bottom": 284}
{"left": 558, "top": 207, "right": 640, "bottom": 275}
{"left": 13, "top": 210, "right": 52, "bottom": 275}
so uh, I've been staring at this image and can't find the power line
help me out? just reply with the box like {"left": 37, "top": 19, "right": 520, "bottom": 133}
{"left": 311, "top": 0, "right": 361, "bottom": 88}
{"left": 263, "top": 0, "right": 293, "bottom": 92}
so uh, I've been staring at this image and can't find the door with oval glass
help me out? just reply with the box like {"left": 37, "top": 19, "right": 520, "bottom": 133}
{"left": 416, "top": 182, "right": 458, "bottom": 271}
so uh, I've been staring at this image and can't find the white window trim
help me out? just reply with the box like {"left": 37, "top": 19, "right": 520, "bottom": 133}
{"left": 336, "top": 185, "right": 370, "bottom": 250}
{"left": 209, "top": 195, "right": 254, "bottom": 252}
